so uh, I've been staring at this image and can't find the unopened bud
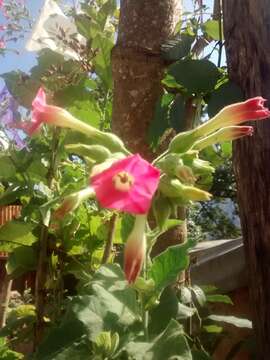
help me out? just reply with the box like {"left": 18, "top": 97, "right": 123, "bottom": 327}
{"left": 169, "top": 129, "right": 202, "bottom": 153}
{"left": 159, "top": 175, "right": 212, "bottom": 202}
{"left": 53, "top": 187, "right": 95, "bottom": 219}
{"left": 193, "top": 126, "right": 254, "bottom": 151}
{"left": 65, "top": 144, "right": 111, "bottom": 162}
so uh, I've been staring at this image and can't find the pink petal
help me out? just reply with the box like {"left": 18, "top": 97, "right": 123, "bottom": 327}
{"left": 90, "top": 154, "right": 160, "bottom": 215}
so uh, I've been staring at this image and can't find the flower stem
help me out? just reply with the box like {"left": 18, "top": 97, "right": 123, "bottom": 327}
{"left": 102, "top": 213, "right": 117, "bottom": 264}
{"left": 34, "top": 128, "right": 60, "bottom": 348}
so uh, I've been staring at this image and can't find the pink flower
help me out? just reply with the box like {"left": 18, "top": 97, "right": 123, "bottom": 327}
{"left": 198, "top": 97, "right": 270, "bottom": 136}
{"left": 217, "top": 97, "right": 270, "bottom": 124}
{"left": 19, "top": 88, "right": 74, "bottom": 135}
{"left": 124, "top": 215, "right": 146, "bottom": 283}
{"left": 90, "top": 154, "right": 160, "bottom": 214}
{"left": 0, "top": 0, "right": 3, "bottom": 8}
{"left": 0, "top": 25, "right": 6, "bottom": 31}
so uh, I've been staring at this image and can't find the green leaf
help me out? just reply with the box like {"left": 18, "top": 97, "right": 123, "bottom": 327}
{"left": 120, "top": 214, "right": 135, "bottom": 243}
{"left": 125, "top": 319, "right": 192, "bottom": 360}
{"left": 149, "top": 241, "right": 191, "bottom": 294}
{"left": 0, "top": 221, "right": 36, "bottom": 252}
{"left": 0, "top": 338, "right": 23, "bottom": 359}
{"left": 207, "top": 315, "right": 252, "bottom": 329}
{"left": 0, "top": 186, "right": 26, "bottom": 206}
{"left": 68, "top": 100, "right": 102, "bottom": 129}
{"left": 70, "top": 264, "right": 139, "bottom": 339}
{"left": 206, "top": 294, "right": 233, "bottom": 305}
{"left": 168, "top": 59, "right": 220, "bottom": 95}
{"left": 153, "top": 196, "right": 171, "bottom": 231}
{"left": 203, "top": 325, "right": 223, "bottom": 334}
{"left": 207, "top": 81, "right": 244, "bottom": 117}
{"left": 6, "top": 246, "right": 37, "bottom": 278}
{"left": 161, "top": 34, "right": 195, "bottom": 61}
{"left": 92, "top": 34, "right": 114, "bottom": 89}
{"left": 148, "top": 93, "right": 174, "bottom": 149}
{"left": 0, "top": 156, "right": 16, "bottom": 180}
{"left": 1, "top": 71, "right": 39, "bottom": 108}
{"left": 34, "top": 319, "right": 87, "bottom": 360}
{"left": 169, "top": 94, "right": 186, "bottom": 132}
{"left": 202, "top": 20, "right": 222, "bottom": 40}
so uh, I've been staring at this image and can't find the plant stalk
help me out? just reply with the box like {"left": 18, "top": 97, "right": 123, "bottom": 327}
{"left": 102, "top": 213, "right": 117, "bottom": 264}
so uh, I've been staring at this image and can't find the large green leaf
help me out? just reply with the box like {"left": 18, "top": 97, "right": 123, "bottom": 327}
{"left": 206, "top": 294, "right": 233, "bottom": 305}
{"left": 34, "top": 319, "right": 87, "bottom": 360}
{"left": 92, "top": 34, "right": 114, "bottom": 89}
{"left": 6, "top": 246, "right": 37, "bottom": 278}
{"left": 149, "top": 241, "right": 191, "bottom": 294}
{"left": 202, "top": 20, "right": 221, "bottom": 40}
{"left": 0, "top": 186, "right": 26, "bottom": 206}
{"left": 0, "top": 221, "right": 36, "bottom": 252}
{"left": 68, "top": 100, "right": 101, "bottom": 129}
{"left": 0, "top": 156, "right": 16, "bottom": 181}
{"left": 161, "top": 34, "right": 195, "bottom": 61}
{"left": 1, "top": 71, "right": 40, "bottom": 108}
{"left": 70, "top": 264, "right": 139, "bottom": 339}
{"left": 168, "top": 59, "right": 220, "bottom": 95}
{"left": 169, "top": 94, "right": 186, "bottom": 132}
{"left": 207, "top": 81, "right": 244, "bottom": 117}
{"left": 125, "top": 319, "right": 192, "bottom": 360}
{"left": 148, "top": 93, "right": 174, "bottom": 149}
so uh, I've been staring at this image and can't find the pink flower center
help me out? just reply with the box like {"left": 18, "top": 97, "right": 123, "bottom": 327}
{"left": 113, "top": 171, "right": 134, "bottom": 192}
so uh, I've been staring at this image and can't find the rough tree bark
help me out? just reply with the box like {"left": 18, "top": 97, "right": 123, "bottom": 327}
{"left": 112, "top": 0, "right": 181, "bottom": 160}
{"left": 223, "top": 1, "right": 270, "bottom": 357}
{"left": 111, "top": 0, "right": 186, "bottom": 254}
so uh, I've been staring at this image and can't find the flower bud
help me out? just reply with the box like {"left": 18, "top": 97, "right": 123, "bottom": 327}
{"left": 159, "top": 175, "right": 212, "bottom": 201}
{"left": 157, "top": 153, "right": 183, "bottom": 177}
{"left": 65, "top": 144, "right": 111, "bottom": 162}
{"left": 53, "top": 187, "right": 95, "bottom": 219}
{"left": 175, "top": 164, "right": 196, "bottom": 185}
{"left": 191, "top": 158, "right": 215, "bottom": 176}
{"left": 124, "top": 215, "right": 147, "bottom": 283}
{"left": 193, "top": 126, "right": 254, "bottom": 151}
{"left": 169, "top": 129, "right": 202, "bottom": 153}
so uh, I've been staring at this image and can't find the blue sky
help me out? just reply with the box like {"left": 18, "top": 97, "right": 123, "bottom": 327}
{"left": 0, "top": 0, "right": 217, "bottom": 85}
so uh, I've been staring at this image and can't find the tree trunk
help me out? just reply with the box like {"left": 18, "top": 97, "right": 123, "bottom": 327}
{"left": 111, "top": 0, "right": 187, "bottom": 254}
{"left": 112, "top": 0, "right": 181, "bottom": 160}
{"left": 223, "top": 1, "right": 270, "bottom": 357}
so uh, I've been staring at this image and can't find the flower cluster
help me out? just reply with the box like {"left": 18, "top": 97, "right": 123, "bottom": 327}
{"left": 7, "top": 86, "right": 270, "bottom": 284}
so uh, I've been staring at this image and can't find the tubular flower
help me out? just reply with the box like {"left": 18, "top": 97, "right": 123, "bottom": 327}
{"left": 193, "top": 126, "right": 254, "bottom": 151}
{"left": 19, "top": 87, "right": 85, "bottom": 135}
{"left": 197, "top": 97, "right": 270, "bottom": 136}
{"left": 169, "top": 97, "right": 270, "bottom": 153}
{"left": 90, "top": 154, "right": 160, "bottom": 214}
{"left": 124, "top": 215, "right": 147, "bottom": 283}
{"left": 20, "top": 88, "right": 129, "bottom": 153}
